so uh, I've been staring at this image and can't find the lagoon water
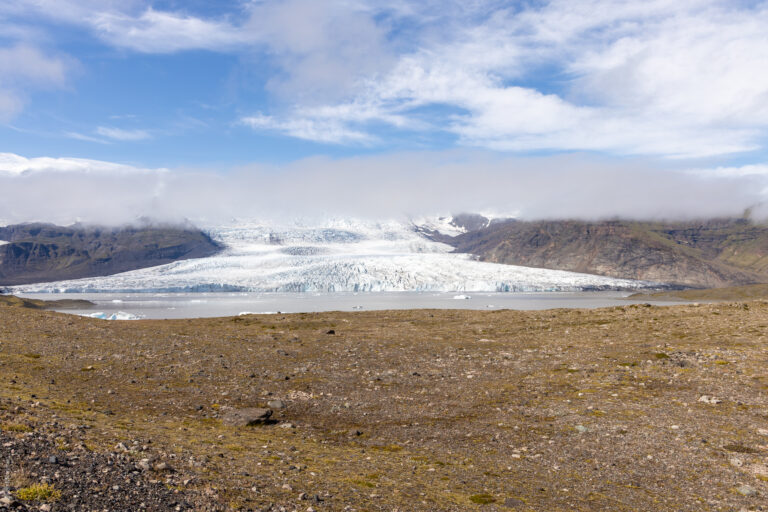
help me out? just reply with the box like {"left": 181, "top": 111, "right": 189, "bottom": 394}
{"left": 17, "top": 291, "right": 685, "bottom": 320}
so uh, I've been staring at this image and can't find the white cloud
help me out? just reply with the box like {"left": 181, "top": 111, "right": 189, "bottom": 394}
{"left": 235, "top": 0, "right": 768, "bottom": 158}
{"left": 0, "top": 44, "right": 68, "bottom": 85}
{"left": 0, "top": 90, "right": 24, "bottom": 122}
{"left": 1, "top": 151, "right": 768, "bottom": 225}
{"left": 5, "top": 1, "right": 768, "bottom": 158}
{"left": 64, "top": 132, "right": 111, "bottom": 144}
{"left": 691, "top": 164, "right": 768, "bottom": 178}
{"left": 0, "top": 44, "right": 73, "bottom": 120}
{"left": 241, "top": 114, "right": 373, "bottom": 144}
{"left": 96, "top": 126, "right": 151, "bottom": 141}
{"left": 89, "top": 7, "right": 250, "bottom": 53}
{"left": 0, "top": 152, "right": 162, "bottom": 175}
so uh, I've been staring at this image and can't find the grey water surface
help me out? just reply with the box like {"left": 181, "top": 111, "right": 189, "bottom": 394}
{"left": 17, "top": 291, "right": 685, "bottom": 320}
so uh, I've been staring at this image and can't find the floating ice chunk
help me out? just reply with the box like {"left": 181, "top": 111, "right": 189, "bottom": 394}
{"left": 453, "top": 294, "right": 471, "bottom": 300}
{"left": 238, "top": 311, "right": 277, "bottom": 316}
{"left": 81, "top": 311, "right": 144, "bottom": 320}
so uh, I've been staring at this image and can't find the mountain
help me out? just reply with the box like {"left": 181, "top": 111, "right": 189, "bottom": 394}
{"left": 437, "top": 216, "right": 768, "bottom": 288}
{"left": 0, "top": 222, "right": 221, "bottom": 286}
{"left": 8, "top": 220, "right": 655, "bottom": 293}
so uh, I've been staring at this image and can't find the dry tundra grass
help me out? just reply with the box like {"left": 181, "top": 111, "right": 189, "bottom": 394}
{"left": 1, "top": 299, "right": 768, "bottom": 510}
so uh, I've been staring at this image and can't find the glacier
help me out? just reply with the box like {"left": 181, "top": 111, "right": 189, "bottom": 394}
{"left": 9, "top": 218, "right": 660, "bottom": 294}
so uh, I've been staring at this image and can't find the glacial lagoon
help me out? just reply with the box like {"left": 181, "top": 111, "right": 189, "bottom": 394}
{"left": 17, "top": 291, "right": 686, "bottom": 320}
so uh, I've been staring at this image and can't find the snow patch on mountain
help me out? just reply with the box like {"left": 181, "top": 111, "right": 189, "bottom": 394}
{"left": 10, "top": 218, "right": 659, "bottom": 293}
{"left": 410, "top": 215, "right": 468, "bottom": 237}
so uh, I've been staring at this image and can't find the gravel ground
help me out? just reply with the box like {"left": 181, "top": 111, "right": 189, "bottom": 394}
{"left": 1, "top": 299, "right": 768, "bottom": 510}
{"left": 0, "top": 405, "right": 220, "bottom": 511}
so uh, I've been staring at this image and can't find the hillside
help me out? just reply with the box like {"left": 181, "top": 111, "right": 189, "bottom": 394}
{"left": 0, "top": 294, "right": 94, "bottom": 309}
{"left": 0, "top": 222, "right": 221, "bottom": 286}
{"left": 440, "top": 217, "right": 768, "bottom": 288}
{"left": 629, "top": 283, "right": 768, "bottom": 302}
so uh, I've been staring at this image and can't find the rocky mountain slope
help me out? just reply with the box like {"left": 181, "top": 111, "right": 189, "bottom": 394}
{"left": 0, "top": 222, "right": 221, "bottom": 286}
{"left": 436, "top": 217, "right": 768, "bottom": 288}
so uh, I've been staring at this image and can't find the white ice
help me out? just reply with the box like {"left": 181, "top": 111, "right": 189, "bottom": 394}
{"left": 80, "top": 311, "right": 145, "bottom": 320}
{"left": 10, "top": 218, "right": 659, "bottom": 294}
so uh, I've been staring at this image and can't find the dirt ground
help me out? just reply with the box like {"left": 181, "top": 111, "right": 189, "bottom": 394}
{"left": 1, "top": 300, "right": 768, "bottom": 511}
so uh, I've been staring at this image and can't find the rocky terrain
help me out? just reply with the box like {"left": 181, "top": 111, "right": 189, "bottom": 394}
{"left": 436, "top": 216, "right": 768, "bottom": 288}
{"left": 0, "top": 222, "right": 221, "bottom": 287}
{"left": 1, "top": 299, "right": 768, "bottom": 510}
{"left": 629, "top": 283, "right": 768, "bottom": 302}
{"left": 0, "top": 295, "right": 93, "bottom": 310}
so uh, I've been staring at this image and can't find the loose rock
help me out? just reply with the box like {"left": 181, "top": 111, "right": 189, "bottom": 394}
{"left": 222, "top": 407, "right": 273, "bottom": 427}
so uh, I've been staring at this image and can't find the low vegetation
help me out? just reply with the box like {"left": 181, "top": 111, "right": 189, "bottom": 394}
{"left": 15, "top": 483, "right": 61, "bottom": 502}
{"left": 1, "top": 300, "right": 768, "bottom": 510}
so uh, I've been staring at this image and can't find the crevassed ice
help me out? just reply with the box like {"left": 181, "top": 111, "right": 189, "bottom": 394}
{"left": 11, "top": 218, "right": 658, "bottom": 293}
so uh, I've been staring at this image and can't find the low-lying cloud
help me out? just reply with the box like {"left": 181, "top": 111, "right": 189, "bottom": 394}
{"left": 0, "top": 151, "right": 766, "bottom": 226}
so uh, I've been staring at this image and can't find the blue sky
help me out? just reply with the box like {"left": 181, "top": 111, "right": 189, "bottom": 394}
{"left": 2, "top": 0, "right": 768, "bottom": 223}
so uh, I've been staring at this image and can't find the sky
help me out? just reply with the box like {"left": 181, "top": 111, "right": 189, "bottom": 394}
{"left": 2, "top": 0, "right": 768, "bottom": 224}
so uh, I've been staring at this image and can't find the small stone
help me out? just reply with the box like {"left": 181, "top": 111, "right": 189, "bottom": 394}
{"left": 115, "top": 442, "right": 128, "bottom": 452}
{"left": 48, "top": 455, "right": 58, "bottom": 464}
{"left": 39, "top": 504, "right": 52, "bottom": 511}
{"left": 280, "top": 423, "right": 295, "bottom": 429}
{"left": 757, "top": 428, "right": 768, "bottom": 436}
{"left": 222, "top": 408, "right": 273, "bottom": 427}
{"left": 154, "top": 462, "right": 172, "bottom": 472}
{"left": 698, "top": 395, "right": 722, "bottom": 404}
{"left": 575, "top": 425, "right": 588, "bottom": 433}
{"left": 137, "top": 459, "right": 151, "bottom": 471}
{"left": 503, "top": 497, "right": 524, "bottom": 508}
{"left": 282, "top": 483, "right": 293, "bottom": 490}
{"left": 268, "top": 400, "right": 286, "bottom": 410}
{"left": 749, "top": 464, "right": 768, "bottom": 478}
{"left": 737, "top": 485, "right": 757, "bottom": 497}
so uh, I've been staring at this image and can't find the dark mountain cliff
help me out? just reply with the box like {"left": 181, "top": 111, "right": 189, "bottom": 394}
{"left": 0, "top": 222, "right": 221, "bottom": 286}
{"left": 437, "top": 217, "right": 768, "bottom": 288}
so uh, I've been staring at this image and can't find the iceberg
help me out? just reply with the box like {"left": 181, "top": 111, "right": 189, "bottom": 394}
{"left": 80, "top": 311, "right": 145, "bottom": 320}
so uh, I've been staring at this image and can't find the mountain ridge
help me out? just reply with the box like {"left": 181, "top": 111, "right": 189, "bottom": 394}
{"left": 0, "top": 222, "right": 222, "bottom": 286}
{"left": 437, "top": 216, "right": 768, "bottom": 288}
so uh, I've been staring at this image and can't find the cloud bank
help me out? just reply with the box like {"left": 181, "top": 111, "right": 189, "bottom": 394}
{"left": 1, "top": 152, "right": 766, "bottom": 226}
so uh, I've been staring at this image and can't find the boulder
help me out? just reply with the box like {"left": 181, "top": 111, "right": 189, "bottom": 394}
{"left": 222, "top": 408, "right": 272, "bottom": 427}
